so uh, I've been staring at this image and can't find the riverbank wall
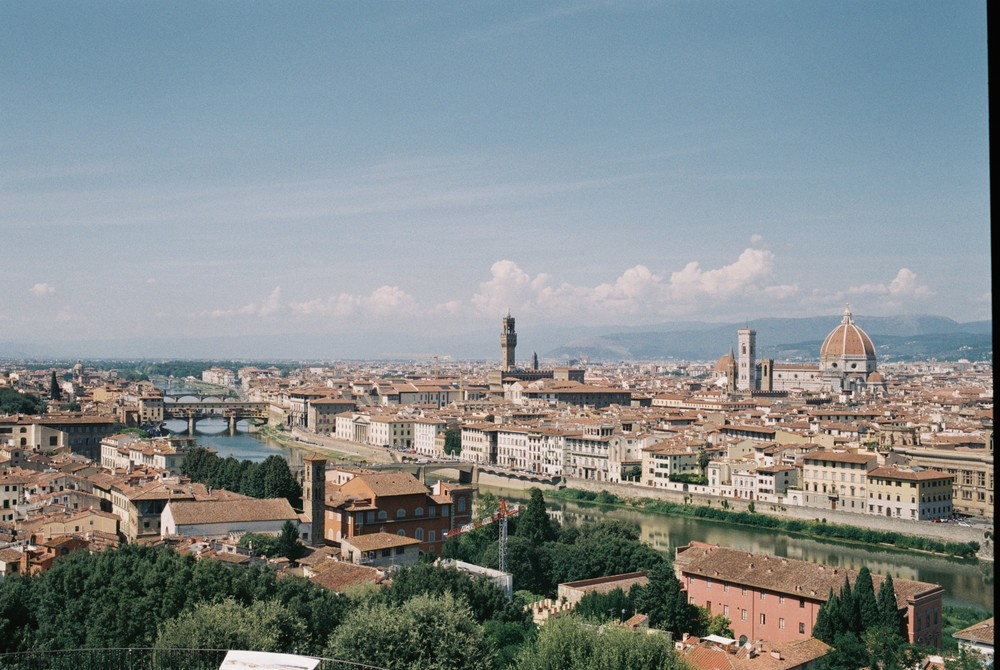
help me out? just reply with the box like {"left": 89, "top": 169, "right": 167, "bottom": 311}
{"left": 558, "top": 476, "right": 991, "bottom": 557}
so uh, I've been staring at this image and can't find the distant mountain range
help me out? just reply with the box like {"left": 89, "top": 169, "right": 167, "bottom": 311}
{"left": 544, "top": 315, "right": 992, "bottom": 363}
{"left": 0, "top": 314, "right": 991, "bottom": 363}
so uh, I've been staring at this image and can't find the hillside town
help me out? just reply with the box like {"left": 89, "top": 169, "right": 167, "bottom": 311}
{"left": 0, "top": 312, "right": 993, "bottom": 668}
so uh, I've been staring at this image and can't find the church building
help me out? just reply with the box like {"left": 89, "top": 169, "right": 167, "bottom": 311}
{"left": 716, "top": 306, "right": 885, "bottom": 396}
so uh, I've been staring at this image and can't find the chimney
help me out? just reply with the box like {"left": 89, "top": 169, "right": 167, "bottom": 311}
{"left": 770, "top": 651, "right": 782, "bottom": 660}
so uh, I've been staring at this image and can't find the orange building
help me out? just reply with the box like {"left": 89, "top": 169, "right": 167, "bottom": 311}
{"left": 675, "top": 542, "right": 944, "bottom": 647}
{"left": 324, "top": 472, "right": 474, "bottom": 556}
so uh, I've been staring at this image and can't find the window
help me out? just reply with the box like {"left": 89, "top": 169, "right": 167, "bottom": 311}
{"left": 415, "top": 507, "right": 424, "bottom": 517}
{"left": 396, "top": 508, "right": 406, "bottom": 519}
{"left": 799, "top": 599, "right": 805, "bottom": 608}
{"left": 779, "top": 618, "right": 785, "bottom": 629}
{"left": 799, "top": 622, "right": 806, "bottom": 634}
{"left": 724, "top": 584, "right": 729, "bottom": 593}
{"left": 741, "top": 609, "right": 747, "bottom": 621}
{"left": 415, "top": 528, "right": 424, "bottom": 541}
{"left": 397, "top": 530, "right": 406, "bottom": 537}
{"left": 760, "top": 614, "right": 766, "bottom": 625}
{"left": 779, "top": 595, "right": 785, "bottom": 605}
{"left": 378, "top": 510, "right": 388, "bottom": 521}
{"left": 457, "top": 497, "right": 466, "bottom": 512}
{"left": 724, "top": 605, "right": 729, "bottom": 616}
{"left": 741, "top": 587, "right": 747, "bottom": 596}
{"left": 760, "top": 592, "right": 766, "bottom": 601}
{"left": 428, "top": 530, "right": 436, "bottom": 542}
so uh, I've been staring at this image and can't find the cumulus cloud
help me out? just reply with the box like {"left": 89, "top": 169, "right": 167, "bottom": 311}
{"left": 30, "top": 283, "right": 55, "bottom": 296}
{"left": 847, "top": 268, "right": 931, "bottom": 298}
{"left": 288, "top": 285, "right": 417, "bottom": 318}
{"left": 191, "top": 287, "right": 285, "bottom": 319}
{"left": 469, "top": 247, "right": 793, "bottom": 322}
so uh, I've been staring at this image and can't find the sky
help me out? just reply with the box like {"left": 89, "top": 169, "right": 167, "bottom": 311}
{"left": 0, "top": 1, "right": 991, "bottom": 353}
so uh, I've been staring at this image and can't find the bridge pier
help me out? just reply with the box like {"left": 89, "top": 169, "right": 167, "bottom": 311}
{"left": 188, "top": 416, "right": 196, "bottom": 434}
{"left": 228, "top": 414, "right": 238, "bottom": 434}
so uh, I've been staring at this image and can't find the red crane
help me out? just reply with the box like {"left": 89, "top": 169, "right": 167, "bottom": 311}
{"left": 444, "top": 497, "right": 520, "bottom": 573}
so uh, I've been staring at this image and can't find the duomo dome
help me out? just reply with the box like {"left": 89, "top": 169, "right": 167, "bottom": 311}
{"left": 819, "top": 305, "right": 876, "bottom": 376}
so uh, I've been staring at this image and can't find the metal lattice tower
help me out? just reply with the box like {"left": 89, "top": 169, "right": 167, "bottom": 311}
{"left": 498, "top": 498, "right": 509, "bottom": 573}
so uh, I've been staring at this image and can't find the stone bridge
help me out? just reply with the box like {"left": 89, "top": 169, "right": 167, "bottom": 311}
{"left": 163, "top": 395, "right": 270, "bottom": 433}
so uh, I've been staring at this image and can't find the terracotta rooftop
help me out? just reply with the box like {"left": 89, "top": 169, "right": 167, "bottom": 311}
{"left": 675, "top": 543, "right": 941, "bottom": 608}
{"left": 167, "top": 498, "right": 297, "bottom": 526}
{"left": 953, "top": 617, "right": 994, "bottom": 645}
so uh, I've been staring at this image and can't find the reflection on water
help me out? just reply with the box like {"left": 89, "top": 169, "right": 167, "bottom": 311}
{"left": 162, "top": 419, "right": 298, "bottom": 465}
{"left": 482, "top": 485, "right": 994, "bottom": 613}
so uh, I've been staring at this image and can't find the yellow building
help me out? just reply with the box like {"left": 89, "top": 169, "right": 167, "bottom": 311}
{"left": 867, "top": 467, "right": 953, "bottom": 521}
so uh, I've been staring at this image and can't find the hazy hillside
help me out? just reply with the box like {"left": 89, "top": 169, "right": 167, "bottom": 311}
{"left": 545, "top": 315, "right": 992, "bottom": 363}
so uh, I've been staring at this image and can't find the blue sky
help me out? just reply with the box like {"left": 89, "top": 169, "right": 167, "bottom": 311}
{"left": 1, "top": 1, "right": 990, "bottom": 348}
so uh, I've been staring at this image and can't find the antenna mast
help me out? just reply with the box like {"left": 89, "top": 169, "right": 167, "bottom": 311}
{"left": 498, "top": 497, "right": 508, "bottom": 574}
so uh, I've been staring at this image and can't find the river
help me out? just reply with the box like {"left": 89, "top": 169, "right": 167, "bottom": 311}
{"left": 167, "top": 428, "right": 993, "bottom": 613}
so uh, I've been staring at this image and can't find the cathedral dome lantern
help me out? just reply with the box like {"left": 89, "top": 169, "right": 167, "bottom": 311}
{"left": 819, "top": 305, "right": 876, "bottom": 377}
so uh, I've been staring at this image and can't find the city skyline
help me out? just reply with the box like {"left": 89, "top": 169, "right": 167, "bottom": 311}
{"left": 1, "top": 2, "right": 991, "bottom": 351}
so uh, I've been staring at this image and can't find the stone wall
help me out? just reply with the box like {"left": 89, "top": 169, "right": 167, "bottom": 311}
{"left": 562, "top": 476, "right": 991, "bottom": 554}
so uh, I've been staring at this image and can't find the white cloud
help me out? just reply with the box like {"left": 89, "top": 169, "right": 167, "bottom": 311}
{"left": 288, "top": 285, "right": 417, "bottom": 319}
{"left": 192, "top": 287, "right": 284, "bottom": 320}
{"left": 847, "top": 268, "right": 931, "bottom": 298}
{"left": 30, "top": 283, "right": 55, "bottom": 296}
{"left": 469, "top": 248, "right": 792, "bottom": 322}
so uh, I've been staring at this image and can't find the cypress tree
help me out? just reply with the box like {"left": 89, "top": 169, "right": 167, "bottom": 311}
{"left": 837, "top": 575, "right": 857, "bottom": 633}
{"left": 812, "top": 589, "right": 836, "bottom": 643}
{"left": 854, "top": 566, "right": 880, "bottom": 630}
{"left": 515, "top": 488, "right": 557, "bottom": 544}
{"left": 876, "top": 574, "right": 903, "bottom": 635}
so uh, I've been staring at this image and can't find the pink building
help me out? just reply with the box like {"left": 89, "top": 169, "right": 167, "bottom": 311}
{"left": 674, "top": 542, "right": 944, "bottom": 647}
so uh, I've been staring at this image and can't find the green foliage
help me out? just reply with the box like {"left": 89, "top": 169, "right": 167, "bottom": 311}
{"left": 574, "top": 587, "right": 635, "bottom": 623}
{"left": 515, "top": 488, "right": 558, "bottom": 545}
{"left": 0, "top": 387, "right": 46, "bottom": 415}
{"left": 326, "top": 592, "right": 496, "bottom": 670}
{"left": 667, "top": 473, "right": 708, "bottom": 485}
{"left": 632, "top": 562, "right": 699, "bottom": 635}
{"left": 155, "top": 597, "right": 307, "bottom": 653}
{"left": 275, "top": 520, "right": 304, "bottom": 564}
{"left": 444, "top": 426, "right": 462, "bottom": 456}
{"left": 49, "top": 372, "right": 62, "bottom": 401}
{"left": 854, "top": 566, "right": 880, "bottom": 630}
{"left": 512, "top": 615, "right": 684, "bottom": 670}
{"left": 181, "top": 447, "right": 302, "bottom": 507}
{"left": 622, "top": 464, "right": 642, "bottom": 481}
{"left": 0, "top": 544, "right": 347, "bottom": 656}
{"left": 941, "top": 606, "right": 993, "bottom": 652}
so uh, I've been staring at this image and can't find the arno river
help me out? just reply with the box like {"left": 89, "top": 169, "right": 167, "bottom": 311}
{"left": 168, "top": 422, "right": 993, "bottom": 614}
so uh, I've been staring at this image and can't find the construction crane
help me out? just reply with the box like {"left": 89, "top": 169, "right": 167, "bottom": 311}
{"left": 431, "top": 354, "right": 451, "bottom": 378}
{"left": 443, "top": 497, "right": 520, "bottom": 573}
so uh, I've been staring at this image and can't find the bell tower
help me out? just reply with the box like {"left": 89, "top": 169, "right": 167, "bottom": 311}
{"left": 738, "top": 327, "right": 757, "bottom": 392}
{"left": 303, "top": 455, "right": 327, "bottom": 547}
{"left": 501, "top": 312, "right": 517, "bottom": 372}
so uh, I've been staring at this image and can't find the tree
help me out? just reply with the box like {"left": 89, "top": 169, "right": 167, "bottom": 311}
{"left": 444, "top": 426, "right": 462, "bottom": 456}
{"left": 49, "top": 372, "right": 62, "bottom": 401}
{"left": 512, "top": 615, "right": 684, "bottom": 670}
{"left": 515, "top": 488, "right": 557, "bottom": 544}
{"left": 633, "top": 562, "right": 697, "bottom": 635}
{"left": 275, "top": 520, "right": 304, "bottom": 564}
{"left": 698, "top": 449, "right": 711, "bottom": 473}
{"left": 0, "top": 387, "right": 45, "bottom": 415}
{"left": 818, "top": 631, "right": 869, "bottom": 670}
{"left": 326, "top": 592, "right": 495, "bottom": 670}
{"left": 156, "top": 597, "right": 307, "bottom": 653}
{"left": 876, "top": 574, "right": 904, "bottom": 635}
{"left": 854, "top": 566, "right": 880, "bottom": 630}
{"left": 812, "top": 590, "right": 836, "bottom": 644}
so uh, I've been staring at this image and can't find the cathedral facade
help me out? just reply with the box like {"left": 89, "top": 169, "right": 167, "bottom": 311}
{"left": 716, "top": 306, "right": 884, "bottom": 396}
